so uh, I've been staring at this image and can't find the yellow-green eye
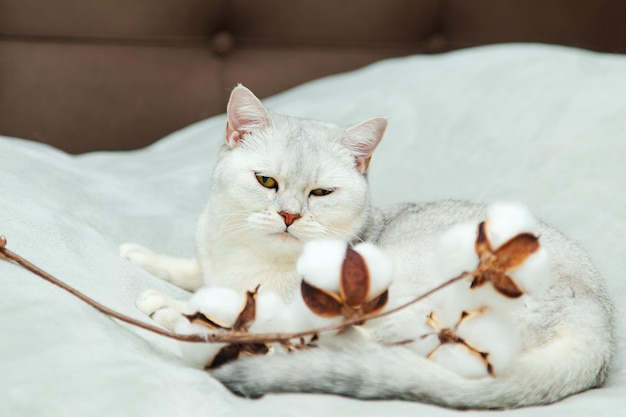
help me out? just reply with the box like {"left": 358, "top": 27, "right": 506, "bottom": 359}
{"left": 256, "top": 175, "right": 278, "bottom": 189}
{"left": 310, "top": 188, "right": 333, "bottom": 197}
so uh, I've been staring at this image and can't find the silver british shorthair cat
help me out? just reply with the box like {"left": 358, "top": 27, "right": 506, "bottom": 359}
{"left": 121, "top": 85, "right": 614, "bottom": 409}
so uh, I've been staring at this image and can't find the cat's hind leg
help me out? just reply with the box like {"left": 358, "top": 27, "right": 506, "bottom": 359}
{"left": 120, "top": 243, "right": 202, "bottom": 291}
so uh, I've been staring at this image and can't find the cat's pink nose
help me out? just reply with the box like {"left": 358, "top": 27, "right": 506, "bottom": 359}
{"left": 279, "top": 211, "right": 301, "bottom": 226}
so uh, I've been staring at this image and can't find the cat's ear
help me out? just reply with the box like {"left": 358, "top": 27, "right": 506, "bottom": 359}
{"left": 339, "top": 117, "right": 387, "bottom": 174}
{"left": 225, "top": 84, "right": 271, "bottom": 148}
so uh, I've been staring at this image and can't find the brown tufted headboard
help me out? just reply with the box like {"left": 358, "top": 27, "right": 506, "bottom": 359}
{"left": 1, "top": 0, "right": 625, "bottom": 153}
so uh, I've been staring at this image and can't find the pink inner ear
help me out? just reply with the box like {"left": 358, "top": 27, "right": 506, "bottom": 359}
{"left": 340, "top": 117, "right": 388, "bottom": 174}
{"left": 225, "top": 123, "right": 243, "bottom": 147}
{"left": 224, "top": 85, "right": 270, "bottom": 148}
{"left": 356, "top": 155, "right": 372, "bottom": 173}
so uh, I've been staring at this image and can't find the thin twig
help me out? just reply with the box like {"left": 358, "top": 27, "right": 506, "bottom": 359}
{"left": 0, "top": 236, "right": 467, "bottom": 346}
{"left": 0, "top": 237, "right": 206, "bottom": 342}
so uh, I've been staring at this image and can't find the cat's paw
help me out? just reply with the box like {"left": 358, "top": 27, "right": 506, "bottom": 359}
{"left": 136, "top": 289, "right": 184, "bottom": 330}
{"left": 120, "top": 243, "right": 171, "bottom": 280}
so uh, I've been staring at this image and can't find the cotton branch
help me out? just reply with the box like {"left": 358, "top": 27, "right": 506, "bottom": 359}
{"left": 0, "top": 236, "right": 467, "bottom": 346}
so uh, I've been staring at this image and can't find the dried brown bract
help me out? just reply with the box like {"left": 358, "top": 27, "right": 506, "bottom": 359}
{"left": 423, "top": 310, "right": 495, "bottom": 377}
{"left": 300, "top": 246, "right": 388, "bottom": 324}
{"left": 470, "top": 221, "right": 540, "bottom": 298}
{"left": 183, "top": 286, "right": 270, "bottom": 369}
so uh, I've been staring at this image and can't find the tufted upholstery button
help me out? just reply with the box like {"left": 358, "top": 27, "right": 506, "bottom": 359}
{"left": 424, "top": 33, "right": 447, "bottom": 53}
{"left": 211, "top": 31, "right": 235, "bottom": 56}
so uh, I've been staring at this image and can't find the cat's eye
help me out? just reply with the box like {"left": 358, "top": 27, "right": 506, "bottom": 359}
{"left": 310, "top": 188, "right": 333, "bottom": 197}
{"left": 256, "top": 175, "right": 278, "bottom": 190}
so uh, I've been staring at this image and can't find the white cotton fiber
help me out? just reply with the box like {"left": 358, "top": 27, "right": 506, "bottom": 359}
{"left": 424, "top": 309, "right": 520, "bottom": 379}
{"left": 176, "top": 287, "right": 246, "bottom": 367}
{"left": 431, "top": 273, "right": 525, "bottom": 324}
{"left": 456, "top": 309, "right": 520, "bottom": 376}
{"left": 486, "top": 201, "right": 540, "bottom": 249}
{"left": 296, "top": 239, "right": 347, "bottom": 293}
{"left": 174, "top": 318, "right": 226, "bottom": 367}
{"left": 433, "top": 222, "right": 480, "bottom": 280}
{"left": 353, "top": 242, "right": 394, "bottom": 296}
{"left": 429, "top": 281, "right": 475, "bottom": 327}
{"left": 188, "top": 286, "right": 245, "bottom": 325}
{"left": 248, "top": 289, "right": 292, "bottom": 334}
{"left": 509, "top": 246, "right": 552, "bottom": 296}
{"left": 286, "top": 291, "right": 345, "bottom": 333}
{"left": 429, "top": 343, "right": 490, "bottom": 379}
{"left": 407, "top": 319, "right": 441, "bottom": 358}
{"left": 454, "top": 278, "right": 526, "bottom": 314}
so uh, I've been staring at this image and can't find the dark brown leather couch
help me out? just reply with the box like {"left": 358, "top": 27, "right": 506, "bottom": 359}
{"left": 1, "top": 0, "right": 625, "bottom": 153}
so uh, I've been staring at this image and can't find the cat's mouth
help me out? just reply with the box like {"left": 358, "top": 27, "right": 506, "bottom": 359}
{"left": 274, "top": 231, "right": 299, "bottom": 242}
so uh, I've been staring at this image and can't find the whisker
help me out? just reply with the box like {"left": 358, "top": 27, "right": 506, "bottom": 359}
{"left": 214, "top": 212, "right": 250, "bottom": 219}
{"left": 218, "top": 223, "right": 252, "bottom": 235}
{"left": 323, "top": 225, "right": 365, "bottom": 244}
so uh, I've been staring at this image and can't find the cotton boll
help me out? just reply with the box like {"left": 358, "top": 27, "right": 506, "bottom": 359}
{"left": 429, "top": 343, "right": 490, "bottom": 379}
{"left": 430, "top": 280, "right": 478, "bottom": 325}
{"left": 486, "top": 202, "right": 539, "bottom": 249}
{"left": 248, "top": 290, "right": 315, "bottom": 354}
{"left": 286, "top": 292, "right": 345, "bottom": 334}
{"left": 296, "top": 239, "right": 347, "bottom": 293}
{"left": 353, "top": 242, "right": 393, "bottom": 296}
{"left": 457, "top": 279, "right": 525, "bottom": 314}
{"left": 429, "top": 222, "right": 481, "bottom": 323}
{"left": 249, "top": 290, "right": 292, "bottom": 334}
{"left": 431, "top": 276, "right": 522, "bottom": 324}
{"left": 456, "top": 310, "right": 520, "bottom": 375}
{"left": 315, "top": 326, "right": 372, "bottom": 349}
{"left": 188, "top": 287, "right": 245, "bottom": 325}
{"left": 433, "top": 222, "right": 479, "bottom": 280}
{"left": 174, "top": 318, "right": 226, "bottom": 367}
{"left": 258, "top": 295, "right": 344, "bottom": 352}
{"left": 405, "top": 319, "right": 441, "bottom": 358}
{"left": 509, "top": 246, "right": 552, "bottom": 296}
{"left": 176, "top": 287, "right": 245, "bottom": 367}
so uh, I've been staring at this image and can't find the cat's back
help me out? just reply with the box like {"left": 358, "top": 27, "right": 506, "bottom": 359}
{"left": 376, "top": 200, "right": 486, "bottom": 244}
{"left": 377, "top": 200, "right": 608, "bottom": 286}
{"left": 214, "top": 199, "right": 614, "bottom": 407}
{"left": 375, "top": 200, "right": 609, "bottom": 296}
{"left": 370, "top": 201, "right": 483, "bottom": 309}
{"left": 374, "top": 200, "right": 613, "bottom": 353}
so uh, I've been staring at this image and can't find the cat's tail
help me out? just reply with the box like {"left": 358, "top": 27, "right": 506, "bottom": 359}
{"left": 212, "top": 310, "right": 613, "bottom": 409}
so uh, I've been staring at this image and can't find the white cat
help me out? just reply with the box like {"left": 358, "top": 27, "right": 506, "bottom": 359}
{"left": 121, "top": 85, "right": 615, "bottom": 409}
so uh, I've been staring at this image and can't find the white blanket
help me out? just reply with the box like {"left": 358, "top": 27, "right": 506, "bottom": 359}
{"left": 1, "top": 44, "right": 624, "bottom": 417}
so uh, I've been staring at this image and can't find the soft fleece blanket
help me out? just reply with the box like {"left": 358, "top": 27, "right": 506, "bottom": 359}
{"left": 1, "top": 44, "right": 624, "bottom": 417}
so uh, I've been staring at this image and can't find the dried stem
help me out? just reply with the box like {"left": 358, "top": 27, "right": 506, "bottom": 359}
{"left": 0, "top": 237, "right": 206, "bottom": 342}
{"left": 0, "top": 236, "right": 468, "bottom": 346}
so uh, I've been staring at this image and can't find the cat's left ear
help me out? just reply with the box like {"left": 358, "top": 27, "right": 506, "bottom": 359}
{"left": 225, "top": 84, "right": 272, "bottom": 148}
{"left": 339, "top": 117, "right": 387, "bottom": 174}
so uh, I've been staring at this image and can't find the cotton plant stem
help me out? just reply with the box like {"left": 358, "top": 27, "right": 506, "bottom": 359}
{"left": 0, "top": 236, "right": 468, "bottom": 346}
{"left": 0, "top": 236, "right": 206, "bottom": 342}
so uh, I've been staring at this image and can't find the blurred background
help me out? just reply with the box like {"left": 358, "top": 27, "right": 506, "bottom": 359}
{"left": 1, "top": 0, "right": 625, "bottom": 153}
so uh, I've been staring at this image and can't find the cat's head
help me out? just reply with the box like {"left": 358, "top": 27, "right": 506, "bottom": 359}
{"left": 210, "top": 84, "right": 387, "bottom": 257}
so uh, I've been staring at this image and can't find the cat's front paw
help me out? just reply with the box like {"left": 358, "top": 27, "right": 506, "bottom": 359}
{"left": 136, "top": 288, "right": 186, "bottom": 330}
{"left": 120, "top": 243, "right": 171, "bottom": 280}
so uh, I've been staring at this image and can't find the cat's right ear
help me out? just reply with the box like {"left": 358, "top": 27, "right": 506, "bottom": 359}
{"left": 225, "top": 84, "right": 271, "bottom": 148}
{"left": 339, "top": 117, "right": 388, "bottom": 174}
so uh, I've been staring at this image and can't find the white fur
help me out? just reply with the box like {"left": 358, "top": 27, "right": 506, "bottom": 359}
{"left": 192, "top": 88, "right": 384, "bottom": 300}
{"left": 121, "top": 86, "right": 614, "bottom": 410}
